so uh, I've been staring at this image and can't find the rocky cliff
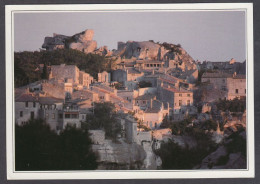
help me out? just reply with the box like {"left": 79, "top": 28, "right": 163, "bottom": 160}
{"left": 42, "top": 29, "right": 97, "bottom": 54}
{"left": 92, "top": 139, "right": 147, "bottom": 170}
{"left": 42, "top": 29, "right": 196, "bottom": 69}
{"left": 114, "top": 40, "right": 196, "bottom": 70}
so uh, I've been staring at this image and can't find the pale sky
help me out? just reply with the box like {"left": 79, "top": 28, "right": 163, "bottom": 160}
{"left": 14, "top": 11, "right": 246, "bottom": 62}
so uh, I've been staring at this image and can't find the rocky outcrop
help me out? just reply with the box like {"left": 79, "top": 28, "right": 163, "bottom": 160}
{"left": 42, "top": 29, "right": 97, "bottom": 54}
{"left": 114, "top": 41, "right": 196, "bottom": 70}
{"left": 114, "top": 41, "right": 167, "bottom": 60}
{"left": 92, "top": 139, "right": 147, "bottom": 170}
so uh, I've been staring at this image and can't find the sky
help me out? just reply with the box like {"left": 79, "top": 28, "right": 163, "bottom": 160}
{"left": 14, "top": 11, "right": 246, "bottom": 62}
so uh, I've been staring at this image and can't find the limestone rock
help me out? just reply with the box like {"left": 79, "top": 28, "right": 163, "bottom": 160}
{"left": 42, "top": 29, "right": 97, "bottom": 54}
{"left": 114, "top": 40, "right": 196, "bottom": 70}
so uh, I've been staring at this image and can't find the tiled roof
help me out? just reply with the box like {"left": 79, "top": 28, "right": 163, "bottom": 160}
{"left": 145, "top": 100, "right": 162, "bottom": 113}
{"left": 163, "top": 87, "right": 191, "bottom": 93}
{"left": 15, "top": 94, "right": 38, "bottom": 102}
{"left": 38, "top": 96, "right": 63, "bottom": 105}
{"left": 127, "top": 68, "right": 141, "bottom": 74}
{"left": 135, "top": 94, "right": 156, "bottom": 100}
{"left": 202, "top": 72, "right": 232, "bottom": 78}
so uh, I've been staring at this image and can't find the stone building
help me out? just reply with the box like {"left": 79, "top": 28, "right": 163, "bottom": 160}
{"left": 50, "top": 64, "right": 80, "bottom": 84}
{"left": 135, "top": 60, "right": 165, "bottom": 70}
{"left": 112, "top": 68, "right": 144, "bottom": 84}
{"left": 15, "top": 94, "right": 40, "bottom": 125}
{"left": 201, "top": 72, "right": 246, "bottom": 100}
{"left": 142, "top": 100, "right": 169, "bottom": 129}
{"left": 38, "top": 96, "right": 64, "bottom": 131}
{"left": 98, "top": 71, "right": 111, "bottom": 83}
{"left": 79, "top": 71, "right": 93, "bottom": 88}
{"left": 62, "top": 101, "right": 83, "bottom": 129}
{"left": 159, "top": 87, "right": 194, "bottom": 119}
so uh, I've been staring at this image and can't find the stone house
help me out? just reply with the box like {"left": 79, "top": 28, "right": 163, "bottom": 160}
{"left": 112, "top": 68, "right": 144, "bottom": 84}
{"left": 159, "top": 87, "right": 194, "bottom": 119}
{"left": 201, "top": 72, "right": 246, "bottom": 100}
{"left": 142, "top": 100, "right": 169, "bottom": 129}
{"left": 15, "top": 94, "right": 40, "bottom": 125}
{"left": 50, "top": 64, "right": 80, "bottom": 84}
{"left": 62, "top": 101, "right": 82, "bottom": 129}
{"left": 79, "top": 71, "right": 93, "bottom": 88}
{"left": 134, "top": 94, "right": 157, "bottom": 111}
{"left": 38, "top": 96, "right": 64, "bottom": 131}
{"left": 98, "top": 71, "right": 111, "bottom": 83}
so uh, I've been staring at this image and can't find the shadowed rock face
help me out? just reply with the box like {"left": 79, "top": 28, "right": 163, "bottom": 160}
{"left": 42, "top": 29, "right": 97, "bottom": 54}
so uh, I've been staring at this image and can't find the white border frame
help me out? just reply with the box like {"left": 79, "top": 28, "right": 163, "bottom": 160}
{"left": 5, "top": 3, "right": 254, "bottom": 180}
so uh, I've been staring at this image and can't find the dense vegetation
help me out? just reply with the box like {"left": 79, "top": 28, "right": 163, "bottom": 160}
{"left": 14, "top": 49, "right": 110, "bottom": 87}
{"left": 156, "top": 118, "right": 219, "bottom": 169}
{"left": 160, "top": 117, "right": 218, "bottom": 135}
{"left": 156, "top": 128, "right": 217, "bottom": 169}
{"left": 84, "top": 102, "right": 121, "bottom": 141}
{"left": 15, "top": 119, "right": 98, "bottom": 171}
{"left": 216, "top": 98, "right": 246, "bottom": 112}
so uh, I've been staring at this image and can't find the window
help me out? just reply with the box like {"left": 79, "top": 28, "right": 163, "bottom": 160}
{"left": 30, "top": 111, "right": 34, "bottom": 119}
{"left": 187, "top": 100, "right": 191, "bottom": 106}
{"left": 179, "top": 100, "right": 182, "bottom": 106}
{"left": 179, "top": 94, "right": 182, "bottom": 97}
{"left": 46, "top": 113, "right": 49, "bottom": 119}
{"left": 20, "top": 111, "right": 23, "bottom": 117}
{"left": 33, "top": 102, "right": 36, "bottom": 107}
{"left": 187, "top": 94, "right": 190, "bottom": 97}
{"left": 245, "top": 89, "right": 246, "bottom": 94}
{"left": 65, "top": 114, "right": 70, "bottom": 119}
{"left": 235, "top": 89, "right": 239, "bottom": 94}
{"left": 143, "top": 101, "right": 146, "bottom": 104}
{"left": 25, "top": 102, "right": 28, "bottom": 107}
{"left": 222, "top": 79, "right": 225, "bottom": 83}
{"left": 82, "top": 115, "right": 85, "bottom": 120}
{"left": 52, "top": 113, "right": 55, "bottom": 119}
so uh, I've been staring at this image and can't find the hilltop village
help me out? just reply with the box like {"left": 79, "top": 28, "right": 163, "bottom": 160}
{"left": 15, "top": 29, "right": 247, "bottom": 170}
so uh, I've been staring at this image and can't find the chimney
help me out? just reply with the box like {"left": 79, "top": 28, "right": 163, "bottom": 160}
{"left": 150, "top": 99, "right": 153, "bottom": 109}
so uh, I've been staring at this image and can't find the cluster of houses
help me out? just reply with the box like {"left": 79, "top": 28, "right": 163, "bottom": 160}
{"left": 15, "top": 56, "right": 246, "bottom": 153}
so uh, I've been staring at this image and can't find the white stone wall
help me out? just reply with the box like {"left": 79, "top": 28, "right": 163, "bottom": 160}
{"left": 227, "top": 78, "right": 246, "bottom": 100}
{"left": 143, "top": 111, "right": 164, "bottom": 128}
{"left": 15, "top": 101, "right": 40, "bottom": 125}
{"left": 173, "top": 92, "right": 193, "bottom": 113}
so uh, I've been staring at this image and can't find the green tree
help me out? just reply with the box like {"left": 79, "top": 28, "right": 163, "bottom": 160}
{"left": 41, "top": 63, "right": 49, "bottom": 80}
{"left": 14, "top": 49, "right": 110, "bottom": 87}
{"left": 15, "top": 119, "right": 98, "bottom": 171}
{"left": 85, "top": 102, "right": 121, "bottom": 141}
